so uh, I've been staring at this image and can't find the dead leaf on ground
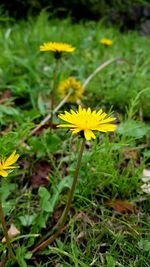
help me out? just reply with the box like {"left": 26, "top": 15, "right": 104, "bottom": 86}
{"left": 0, "top": 89, "right": 12, "bottom": 102}
{"left": 46, "top": 204, "right": 66, "bottom": 231}
{"left": 32, "top": 124, "right": 50, "bottom": 136}
{"left": 30, "top": 160, "right": 51, "bottom": 189}
{"left": 76, "top": 231, "right": 86, "bottom": 242}
{"left": 53, "top": 205, "right": 65, "bottom": 221}
{"left": 123, "top": 147, "right": 138, "bottom": 160}
{"left": 2, "top": 223, "right": 20, "bottom": 243}
{"left": 107, "top": 199, "right": 135, "bottom": 213}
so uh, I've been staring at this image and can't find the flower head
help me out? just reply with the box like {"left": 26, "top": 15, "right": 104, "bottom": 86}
{"left": 58, "top": 77, "right": 84, "bottom": 103}
{"left": 58, "top": 106, "right": 117, "bottom": 140}
{"left": 100, "top": 38, "right": 113, "bottom": 46}
{"left": 0, "top": 150, "right": 19, "bottom": 177}
{"left": 40, "top": 42, "right": 75, "bottom": 59}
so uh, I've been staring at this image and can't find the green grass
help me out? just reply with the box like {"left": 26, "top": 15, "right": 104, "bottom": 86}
{"left": 0, "top": 11, "right": 150, "bottom": 266}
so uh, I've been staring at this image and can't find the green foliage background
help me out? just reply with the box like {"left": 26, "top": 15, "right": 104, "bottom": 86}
{"left": 0, "top": 0, "right": 150, "bottom": 21}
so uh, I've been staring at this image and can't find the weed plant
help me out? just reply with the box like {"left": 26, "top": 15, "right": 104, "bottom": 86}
{"left": 0, "top": 11, "right": 150, "bottom": 267}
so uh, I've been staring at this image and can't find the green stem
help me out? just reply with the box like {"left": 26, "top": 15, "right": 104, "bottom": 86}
{"left": 32, "top": 138, "right": 85, "bottom": 254}
{"left": 50, "top": 59, "right": 59, "bottom": 125}
{"left": 0, "top": 201, "right": 15, "bottom": 260}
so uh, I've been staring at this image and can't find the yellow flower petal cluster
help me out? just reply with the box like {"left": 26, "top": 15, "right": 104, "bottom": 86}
{"left": 40, "top": 42, "right": 75, "bottom": 54}
{"left": 58, "top": 106, "right": 117, "bottom": 140}
{"left": 0, "top": 151, "right": 19, "bottom": 177}
{"left": 100, "top": 38, "right": 113, "bottom": 46}
{"left": 58, "top": 77, "right": 84, "bottom": 103}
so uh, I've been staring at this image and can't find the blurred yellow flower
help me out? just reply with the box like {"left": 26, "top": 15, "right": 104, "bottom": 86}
{"left": 58, "top": 77, "right": 84, "bottom": 103}
{"left": 100, "top": 38, "right": 113, "bottom": 46}
{"left": 58, "top": 106, "right": 117, "bottom": 140}
{"left": 0, "top": 151, "right": 19, "bottom": 177}
{"left": 40, "top": 42, "right": 75, "bottom": 58}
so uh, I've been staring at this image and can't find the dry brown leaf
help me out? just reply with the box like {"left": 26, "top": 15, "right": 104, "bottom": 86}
{"left": 30, "top": 160, "right": 51, "bottom": 189}
{"left": 123, "top": 147, "right": 138, "bottom": 160}
{"left": 2, "top": 223, "right": 20, "bottom": 243}
{"left": 0, "top": 89, "right": 11, "bottom": 101}
{"left": 107, "top": 199, "right": 135, "bottom": 213}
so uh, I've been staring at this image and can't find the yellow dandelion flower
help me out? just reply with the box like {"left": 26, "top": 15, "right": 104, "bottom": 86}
{"left": 58, "top": 106, "right": 117, "bottom": 141}
{"left": 100, "top": 38, "right": 113, "bottom": 46}
{"left": 40, "top": 42, "right": 75, "bottom": 59}
{"left": 58, "top": 77, "right": 84, "bottom": 103}
{"left": 0, "top": 150, "right": 19, "bottom": 178}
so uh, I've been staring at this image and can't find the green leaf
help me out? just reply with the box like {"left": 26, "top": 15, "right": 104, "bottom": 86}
{"left": 43, "top": 131, "right": 61, "bottom": 153}
{"left": 50, "top": 175, "right": 72, "bottom": 214}
{"left": 143, "top": 150, "right": 150, "bottom": 158}
{"left": 38, "top": 186, "right": 52, "bottom": 212}
{"left": 37, "top": 94, "right": 48, "bottom": 115}
{"left": 0, "top": 181, "right": 16, "bottom": 215}
{"left": 138, "top": 239, "right": 150, "bottom": 251}
{"left": 117, "top": 120, "right": 149, "bottom": 139}
{"left": 24, "top": 252, "right": 33, "bottom": 259}
{"left": 0, "top": 181, "right": 16, "bottom": 202}
{"left": 19, "top": 214, "right": 37, "bottom": 226}
{"left": 16, "top": 247, "right": 28, "bottom": 267}
{"left": 106, "top": 254, "right": 115, "bottom": 267}
{"left": 0, "top": 104, "right": 19, "bottom": 116}
{"left": 28, "top": 136, "right": 46, "bottom": 158}
{"left": 35, "top": 212, "right": 49, "bottom": 228}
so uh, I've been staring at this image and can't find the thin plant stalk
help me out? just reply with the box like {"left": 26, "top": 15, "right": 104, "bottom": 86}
{"left": 29, "top": 91, "right": 72, "bottom": 136}
{"left": 50, "top": 59, "right": 59, "bottom": 124}
{"left": 0, "top": 200, "right": 15, "bottom": 260}
{"left": 32, "top": 138, "right": 85, "bottom": 254}
{"left": 83, "top": 57, "right": 130, "bottom": 89}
